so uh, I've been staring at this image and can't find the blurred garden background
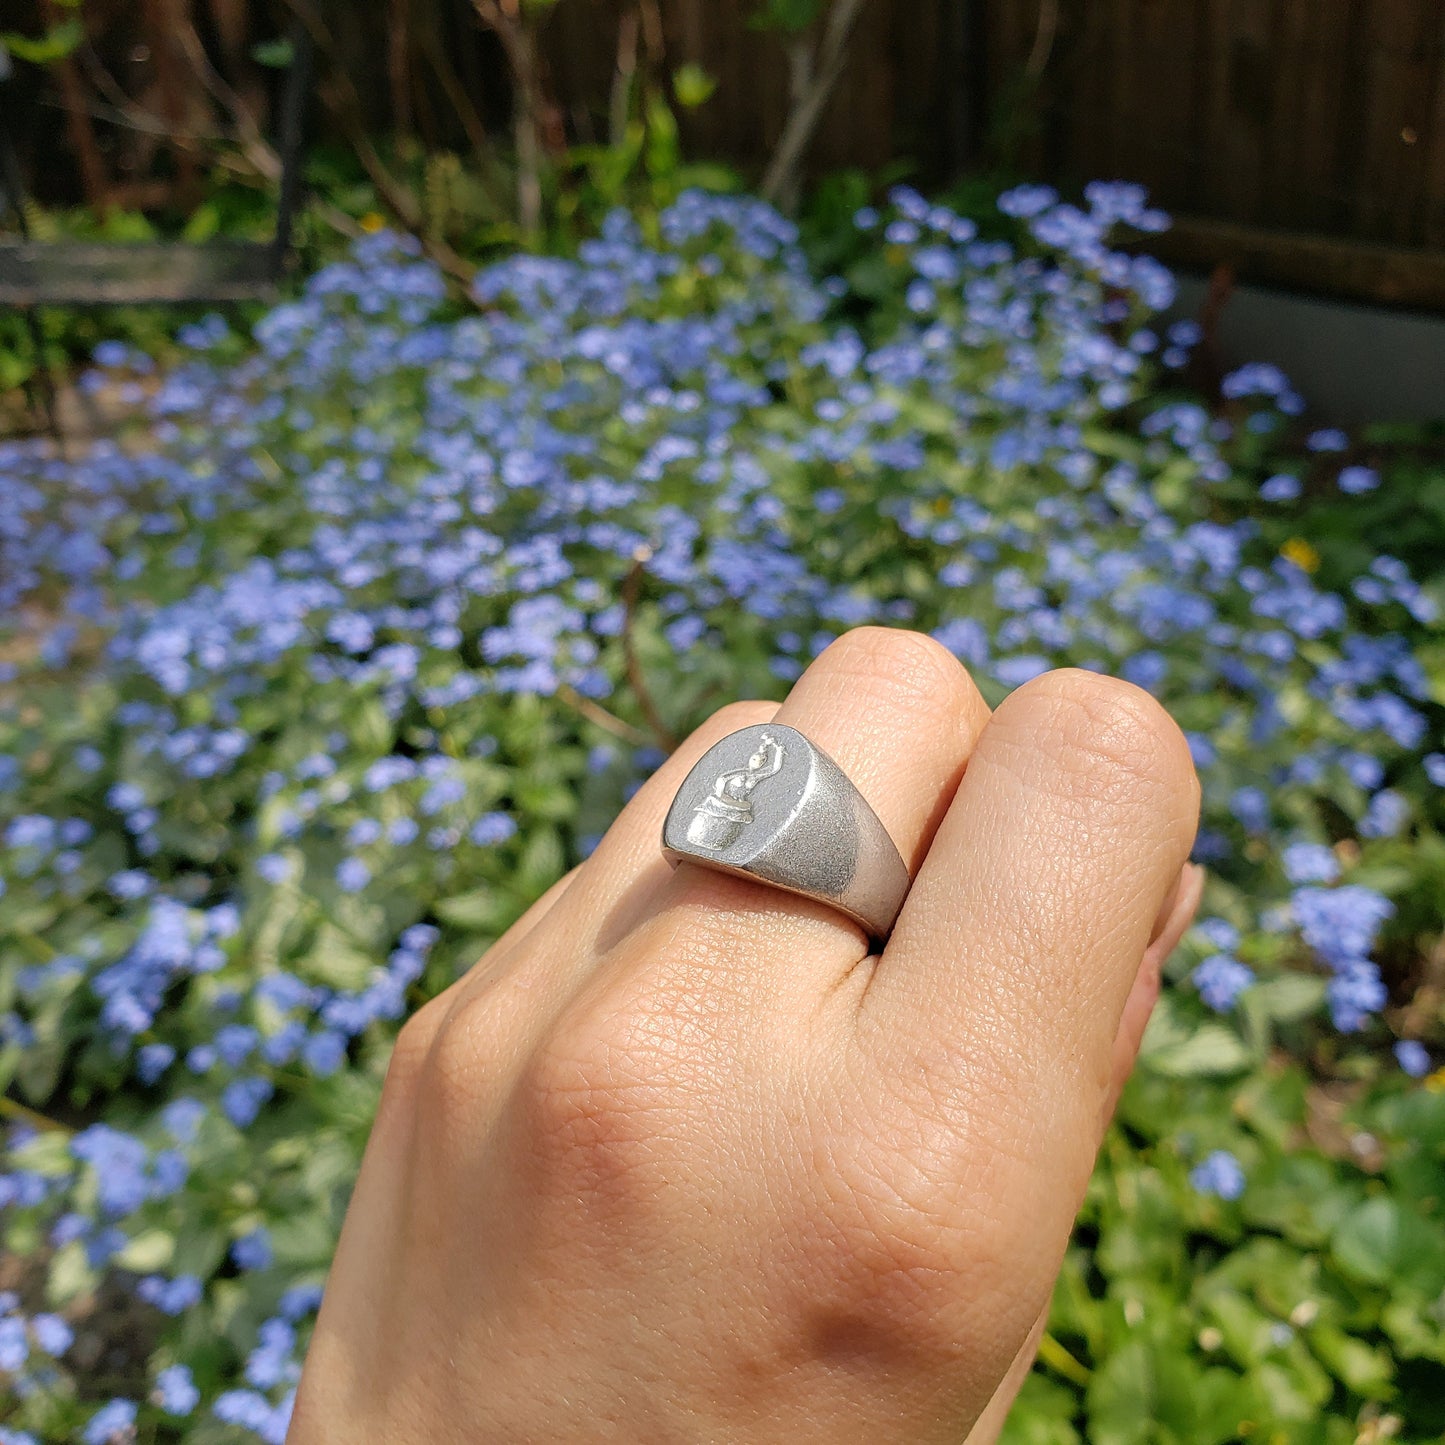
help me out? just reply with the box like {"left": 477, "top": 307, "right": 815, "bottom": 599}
{"left": 1, "top": 2, "right": 1444, "bottom": 1441}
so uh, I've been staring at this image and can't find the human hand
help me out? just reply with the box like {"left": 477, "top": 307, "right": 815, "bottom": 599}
{"left": 289, "top": 628, "right": 1203, "bottom": 1444}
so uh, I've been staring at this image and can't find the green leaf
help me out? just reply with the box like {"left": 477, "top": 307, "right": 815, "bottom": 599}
{"left": 645, "top": 92, "right": 681, "bottom": 185}
{"left": 117, "top": 1228, "right": 175, "bottom": 1273}
{"left": 999, "top": 1371, "right": 1082, "bottom": 1445}
{"left": 749, "top": 0, "right": 825, "bottom": 33}
{"left": 304, "top": 923, "right": 377, "bottom": 991}
{"left": 1141, "top": 1021, "right": 1253, "bottom": 1078}
{"left": 181, "top": 202, "right": 222, "bottom": 245}
{"left": 1244, "top": 973, "right": 1327, "bottom": 1025}
{"left": 1085, "top": 1338, "right": 1154, "bottom": 1445}
{"left": 266, "top": 1205, "right": 337, "bottom": 1268}
{"left": 352, "top": 698, "right": 395, "bottom": 755}
{"left": 1307, "top": 1325, "right": 1394, "bottom": 1397}
{"left": 434, "top": 887, "right": 508, "bottom": 932}
{"left": 673, "top": 63, "right": 717, "bottom": 109}
{"left": 1, "top": 19, "right": 83, "bottom": 64}
{"left": 516, "top": 824, "right": 565, "bottom": 896}
{"left": 47, "top": 1241, "right": 97, "bottom": 1306}
{"left": 169, "top": 1223, "right": 228, "bottom": 1279}
{"left": 250, "top": 37, "right": 295, "bottom": 68}
{"left": 1331, "top": 1196, "right": 1427, "bottom": 1286}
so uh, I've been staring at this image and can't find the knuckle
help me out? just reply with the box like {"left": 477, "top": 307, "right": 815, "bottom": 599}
{"left": 806, "top": 1137, "right": 1037, "bottom": 1371}
{"left": 1009, "top": 668, "right": 1198, "bottom": 813}
{"left": 708, "top": 698, "right": 777, "bottom": 734}
{"left": 413, "top": 984, "right": 517, "bottom": 1119}
{"left": 419, "top": 1004, "right": 488, "bottom": 1116}
{"left": 821, "top": 627, "right": 973, "bottom": 715}
{"left": 516, "top": 1006, "right": 673, "bottom": 1204}
{"left": 384, "top": 995, "right": 449, "bottom": 1102}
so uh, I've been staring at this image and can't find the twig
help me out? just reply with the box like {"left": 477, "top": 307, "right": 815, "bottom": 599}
{"left": 281, "top": 0, "right": 477, "bottom": 287}
{"left": 172, "top": 15, "right": 278, "bottom": 181}
{"left": 609, "top": 8, "right": 641, "bottom": 148}
{"left": 556, "top": 684, "right": 650, "bottom": 746}
{"left": 760, "top": 0, "right": 872, "bottom": 207}
{"left": 775, "top": 34, "right": 814, "bottom": 213}
{"left": 42, "top": 0, "right": 109, "bottom": 210}
{"left": 0, "top": 1095, "right": 74, "bottom": 1137}
{"left": 142, "top": 0, "right": 200, "bottom": 200}
{"left": 1025, "top": 0, "right": 1060, "bottom": 79}
{"left": 419, "top": 24, "right": 496, "bottom": 168}
{"left": 472, "top": 0, "right": 545, "bottom": 241}
{"left": 621, "top": 549, "right": 679, "bottom": 751}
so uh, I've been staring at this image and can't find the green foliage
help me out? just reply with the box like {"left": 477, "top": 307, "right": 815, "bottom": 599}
{"left": 750, "top": 0, "right": 828, "bottom": 34}
{"left": 0, "top": 183, "right": 288, "bottom": 404}
{"left": 999, "top": 1065, "right": 1445, "bottom": 1444}
{"left": 0, "top": 181, "right": 1441, "bottom": 1442}
{"left": 1, "top": 8, "right": 82, "bottom": 67}
{"left": 248, "top": 38, "right": 296, "bottom": 71}
{"left": 672, "top": 62, "right": 719, "bottom": 109}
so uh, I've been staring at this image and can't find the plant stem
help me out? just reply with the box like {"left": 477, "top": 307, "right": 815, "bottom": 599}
{"left": 0, "top": 1095, "right": 74, "bottom": 1137}
{"left": 282, "top": 0, "right": 477, "bottom": 287}
{"left": 1037, "top": 1331, "right": 1091, "bottom": 1386}
{"left": 473, "top": 0, "right": 546, "bottom": 243}
{"left": 621, "top": 550, "right": 679, "bottom": 751}
{"left": 761, "top": 0, "right": 872, "bottom": 208}
{"left": 556, "top": 684, "right": 651, "bottom": 746}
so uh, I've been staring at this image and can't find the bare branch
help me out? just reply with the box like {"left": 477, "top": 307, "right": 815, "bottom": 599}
{"left": 556, "top": 684, "right": 651, "bottom": 746}
{"left": 609, "top": 8, "right": 641, "bottom": 149}
{"left": 172, "top": 15, "right": 279, "bottom": 180}
{"left": 281, "top": 0, "right": 477, "bottom": 286}
{"left": 472, "top": 0, "right": 545, "bottom": 240}
{"left": 1025, "top": 0, "right": 1060, "bottom": 79}
{"left": 761, "top": 0, "right": 872, "bottom": 208}
{"left": 621, "top": 549, "right": 679, "bottom": 752}
{"left": 419, "top": 24, "right": 495, "bottom": 166}
{"left": 42, "top": 0, "right": 110, "bottom": 209}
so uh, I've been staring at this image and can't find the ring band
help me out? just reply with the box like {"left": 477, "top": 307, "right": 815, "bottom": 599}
{"left": 661, "top": 723, "right": 910, "bottom": 944}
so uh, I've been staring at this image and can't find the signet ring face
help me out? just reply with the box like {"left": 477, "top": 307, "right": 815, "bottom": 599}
{"left": 661, "top": 723, "right": 911, "bottom": 945}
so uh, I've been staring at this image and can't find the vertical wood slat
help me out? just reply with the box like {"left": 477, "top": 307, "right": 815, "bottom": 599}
{"left": 46, "top": 0, "right": 1445, "bottom": 275}
{"left": 1422, "top": 7, "right": 1445, "bottom": 247}
{"left": 968, "top": 0, "right": 1445, "bottom": 256}
{"left": 1263, "top": 0, "right": 1308, "bottom": 232}
{"left": 1367, "top": 0, "right": 1435, "bottom": 245}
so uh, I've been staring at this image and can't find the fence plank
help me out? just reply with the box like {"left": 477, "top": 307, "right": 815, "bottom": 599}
{"left": 14, "top": 0, "right": 1445, "bottom": 308}
{"left": 1135, "top": 213, "right": 1445, "bottom": 310}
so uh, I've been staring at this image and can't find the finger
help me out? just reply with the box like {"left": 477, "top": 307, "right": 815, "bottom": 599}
{"left": 642, "top": 627, "right": 992, "bottom": 991}
{"left": 561, "top": 699, "right": 781, "bottom": 951}
{"left": 862, "top": 667, "right": 1200, "bottom": 1242}
{"left": 1104, "top": 861, "right": 1204, "bottom": 1122}
{"left": 404, "top": 703, "right": 776, "bottom": 1048}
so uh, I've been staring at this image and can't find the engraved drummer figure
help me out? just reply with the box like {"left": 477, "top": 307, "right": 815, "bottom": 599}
{"left": 686, "top": 733, "right": 785, "bottom": 850}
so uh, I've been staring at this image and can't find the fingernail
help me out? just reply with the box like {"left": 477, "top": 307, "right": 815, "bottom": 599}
{"left": 1150, "top": 863, "right": 1187, "bottom": 945}
{"left": 1149, "top": 862, "right": 1204, "bottom": 950}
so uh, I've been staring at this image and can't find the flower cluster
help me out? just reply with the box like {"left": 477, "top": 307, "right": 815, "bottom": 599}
{"left": 0, "top": 184, "right": 1439, "bottom": 1438}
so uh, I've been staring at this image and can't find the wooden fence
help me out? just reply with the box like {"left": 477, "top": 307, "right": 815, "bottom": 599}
{"left": 977, "top": 0, "right": 1445, "bottom": 307}
{"left": 8, "top": 0, "right": 1445, "bottom": 308}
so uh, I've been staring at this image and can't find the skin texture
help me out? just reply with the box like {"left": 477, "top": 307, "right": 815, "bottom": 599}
{"left": 289, "top": 627, "right": 1203, "bottom": 1445}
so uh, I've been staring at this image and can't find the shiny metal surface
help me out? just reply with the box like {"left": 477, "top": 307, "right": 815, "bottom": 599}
{"left": 661, "top": 723, "right": 910, "bottom": 944}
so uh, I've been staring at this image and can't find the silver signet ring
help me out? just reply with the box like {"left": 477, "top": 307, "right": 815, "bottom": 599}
{"left": 661, "top": 723, "right": 911, "bottom": 944}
